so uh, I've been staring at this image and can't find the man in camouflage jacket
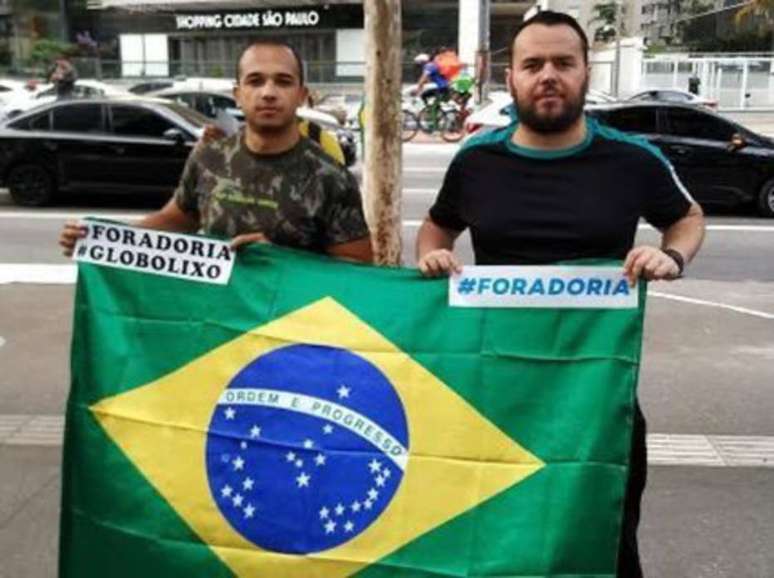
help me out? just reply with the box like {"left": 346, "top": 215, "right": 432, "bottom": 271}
{"left": 61, "top": 40, "right": 372, "bottom": 263}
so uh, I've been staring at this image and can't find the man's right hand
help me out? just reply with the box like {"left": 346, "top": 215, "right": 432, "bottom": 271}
{"left": 201, "top": 124, "right": 226, "bottom": 144}
{"left": 59, "top": 220, "right": 87, "bottom": 257}
{"left": 417, "top": 249, "right": 462, "bottom": 277}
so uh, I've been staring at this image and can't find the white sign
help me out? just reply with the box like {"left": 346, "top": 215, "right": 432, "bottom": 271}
{"left": 73, "top": 221, "right": 234, "bottom": 285}
{"left": 449, "top": 266, "right": 638, "bottom": 309}
{"left": 175, "top": 10, "right": 321, "bottom": 31}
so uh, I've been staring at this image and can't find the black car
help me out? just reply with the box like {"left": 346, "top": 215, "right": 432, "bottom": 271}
{"left": 588, "top": 103, "right": 774, "bottom": 217}
{"left": 0, "top": 97, "right": 206, "bottom": 206}
{"left": 149, "top": 88, "right": 358, "bottom": 167}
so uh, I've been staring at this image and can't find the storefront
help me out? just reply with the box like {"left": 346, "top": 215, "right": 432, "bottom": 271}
{"left": 98, "top": 3, "right": 364, "bottom": 81}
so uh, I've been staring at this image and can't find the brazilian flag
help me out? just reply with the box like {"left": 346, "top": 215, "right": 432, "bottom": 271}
{"left": 60, "top": 243, "right": 646, "bottom": 578}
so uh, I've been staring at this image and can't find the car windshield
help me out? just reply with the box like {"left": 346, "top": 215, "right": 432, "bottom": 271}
{"left": 162, "top": 102, "right": 209, "bottom": 128}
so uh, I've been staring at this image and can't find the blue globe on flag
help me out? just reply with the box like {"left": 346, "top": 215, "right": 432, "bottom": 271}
{"left": 205, "top": 343, "right": 409, "bottom": 554}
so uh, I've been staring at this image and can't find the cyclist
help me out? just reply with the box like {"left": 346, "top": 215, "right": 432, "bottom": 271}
{"left": 413, "top": 53, "right": 450, "bottom": 106}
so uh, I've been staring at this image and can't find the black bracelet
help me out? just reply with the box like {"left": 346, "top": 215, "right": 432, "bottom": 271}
{"left": 662, "top": 248, "right": 685, "bottom": 277}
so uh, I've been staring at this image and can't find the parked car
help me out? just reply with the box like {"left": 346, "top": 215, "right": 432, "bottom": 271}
{"left": 148, "top": 88, "right": 358, "bottom": 166}
{"left": 0, "top": 97, "right": 206, "bottom": 206}
{"left": 0, "top": 80, "right": 131, "bottom": 121}
{"left": 588, "top": 103, "right": 774, "bottom": 217}
{"left": 463, "top": 89, "right": 616, "bottom": 137}
{"left": 129, "top": 77, "right": 234, "bottom": 95}
{"left": 626, "top": 89, "right": 717, "bottom": 109}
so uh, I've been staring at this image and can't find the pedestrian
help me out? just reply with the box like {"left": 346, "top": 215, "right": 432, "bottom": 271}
{"left": 60, "top": 40, "right": 372, "bottom": 263}
{"left": 415, "top": 10, "right": 705, "bottom": 578}
{"left": 688, "top": 74, "right": 700, "bottom": 96}
{"left": 48, "top": 54, "right": 77, "bottom": 99}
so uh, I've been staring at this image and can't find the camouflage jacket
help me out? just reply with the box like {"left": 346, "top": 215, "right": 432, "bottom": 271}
{"left": 174, "top": 132, "right": 369, "bottom": 254}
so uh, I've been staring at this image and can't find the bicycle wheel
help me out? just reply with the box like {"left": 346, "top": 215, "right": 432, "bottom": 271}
{"left": 401, "top": 109, "right": 419, "bottom": 142}
{"left": 440, "top": 110, "right": 465, "bottom": 143}
{"left": 417, "top": 106, "right": 437, "bottom": 134}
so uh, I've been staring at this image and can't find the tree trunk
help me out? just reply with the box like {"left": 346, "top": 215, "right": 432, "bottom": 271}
{"left": 363, "top": 0, "right": 402, "bottom": 266}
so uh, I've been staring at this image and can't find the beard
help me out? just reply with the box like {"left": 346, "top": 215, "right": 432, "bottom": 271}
{"left": 511, "top": 78, "right": 588, "bottom": 134}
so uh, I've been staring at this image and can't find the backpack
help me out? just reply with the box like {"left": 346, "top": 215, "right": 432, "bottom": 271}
{"left": 434, "top": 50, "right": 462, "bottom": 81}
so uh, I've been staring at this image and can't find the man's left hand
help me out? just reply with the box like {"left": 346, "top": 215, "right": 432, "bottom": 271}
{"left": 623, "top": 246, "right": 681, "bottom": 287}
{"left": 231, "top": 232, "right": 270, "bottom": 250}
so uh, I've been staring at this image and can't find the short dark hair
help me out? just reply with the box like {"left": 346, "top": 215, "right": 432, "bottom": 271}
{"left": 510, "top": 10, "right": 589, "bottom": 64}
{"left": 235, "top": 40, "right": 305, "bottom": 86}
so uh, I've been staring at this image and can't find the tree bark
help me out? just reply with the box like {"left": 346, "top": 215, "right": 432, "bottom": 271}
{"left": 363, "top": 0, "right": 402, "bottom": 266}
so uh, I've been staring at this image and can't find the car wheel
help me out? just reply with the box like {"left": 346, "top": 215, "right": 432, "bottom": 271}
{"left": 758, "top": 178, "right": 774, "bottom": 218}
{"left": 7, "top": 163, "right": 55, "bottom": 207}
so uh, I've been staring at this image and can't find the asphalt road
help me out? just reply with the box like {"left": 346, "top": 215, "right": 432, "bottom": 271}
{"left": 0, "top": 140, "right": 773, "bottom": 577}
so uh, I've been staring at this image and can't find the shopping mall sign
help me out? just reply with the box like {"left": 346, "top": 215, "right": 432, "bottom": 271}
{"left": 175, "top": 8, "right": 329, "bottom": 31}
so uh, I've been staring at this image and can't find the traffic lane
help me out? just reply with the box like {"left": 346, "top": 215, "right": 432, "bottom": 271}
{"left": 640, "top": 281, "right": 774, "bottom": 436}
{"left": 635, "top": 226, "right": 774, "bottom": 282}
{"left": 641, "top": 467, "right": 774, "bottom": 578}
{"left": 0, "top": 285, "right": 73, "bottom": 415}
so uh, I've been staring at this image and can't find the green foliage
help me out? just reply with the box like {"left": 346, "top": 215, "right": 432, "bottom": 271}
{"left": 30, "top": 38, "right": 76, "bottom": 65}
{"left": 588, "top": 2, "right": 623, "bottom": 43}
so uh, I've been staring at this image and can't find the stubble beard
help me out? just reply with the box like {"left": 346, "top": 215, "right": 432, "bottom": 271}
{"left": 511, "top": 78, "right": 588, "bottom": 134}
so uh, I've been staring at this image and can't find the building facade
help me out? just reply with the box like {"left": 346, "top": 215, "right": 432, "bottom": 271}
{"left": 69, "top": 0, "right": 534, "bottom": 81}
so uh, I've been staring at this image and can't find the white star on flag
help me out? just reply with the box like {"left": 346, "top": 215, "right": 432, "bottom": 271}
{"left": 319, "top": 506, "right": 330, "bottom": 519}
{"left": 364, "top": 499, "right": 373, "bottom": 510}
{"left": 383, "top": 468, "right": 391, "bottom": 479}
{"left": 368, "top": 459, "right": 382, "bottom": 474}
{"left": 368, "top": 488, "right": 379, "bottom": 501}
{"left": 296, "top": 472, "right": 311, "bottom": 488}
{"left": 324, "top": 520, "right": 336, "bottom": 534}
{"left": 244, "top": 504, "right": 255, "bottom": 519}
{"left": 240, "top": 441, "right": 247, "bottom": 450}
{"left": 323, "top": 424, "right": 334, "bottom": 435}
{"left": 221, "top": 485, "right": 233, "bottom": 498}
{"left": 242, "top": 477, "right": 254, "bottom": 491}
{"left": 285, "top": 451, "right": 296, "bottom": 462}
{"left": 224, "top": 407, "right": 236, "bottom": 420}
{"left": 375, "top": 475, "right": 386, "bottom": 487}
{"left": 344, "top": 521, "right": 354, "bottom": 533}
{"left": 351, "top": 501, "right": 361, "bottom": 513}
{"left": 303, "top": 439, "right": 315, "bottom": 449}
{"left": 334, "top": 503, "right": 345, "bottom": 516}
{"left": 233, "top": 456, "right": 245, "bottom": 471}
{"left": 337, "top": 385, "right": 351, "bottom": 399}
{"left": 250, "top": 425, "right": 261, "bottom": 438}
{"left": 295, "top": 459, "right": 304, "bottom": 468}
{"left": 233, "top": 494, "right": 243, "bottom": 507}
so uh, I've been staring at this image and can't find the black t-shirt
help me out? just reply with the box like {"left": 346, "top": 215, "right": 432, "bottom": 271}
{"left": 429, "top": 119, "right": 693, "bottom": 265}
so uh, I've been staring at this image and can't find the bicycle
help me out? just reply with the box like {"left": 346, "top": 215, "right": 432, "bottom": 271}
{"left": 416, "top": 90, "right": 471, "bottom": 143}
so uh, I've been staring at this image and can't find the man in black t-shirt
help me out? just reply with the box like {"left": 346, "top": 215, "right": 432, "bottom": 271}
{"left": 416, "top": 11, "right": 705, "bottom": 578}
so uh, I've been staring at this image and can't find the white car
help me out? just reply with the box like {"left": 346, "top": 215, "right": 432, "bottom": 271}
{"left": 463, "top": 89, "right": 618, "bottom": 139}
{"left": 129, "top": 77, "right": 235, "bottom": 95}
{"left": 0, "top": 80, "right": 131, "bottom": 120}
{"left": 626, "top": 89, "right": 717, "bottom": 109}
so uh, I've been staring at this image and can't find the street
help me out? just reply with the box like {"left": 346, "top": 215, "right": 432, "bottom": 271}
{"left": 1, "top": 140, "right": 773, "bottom": 577}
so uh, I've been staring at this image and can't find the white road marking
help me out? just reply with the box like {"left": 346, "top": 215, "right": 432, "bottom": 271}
{"left": 1, "top": 413, "right": 772, "bottom": 467}
{"left": 649, "top": 291, "right": 774, "bottom": 321}
{"left": 0, "top": 264, "right": 76, "bottom": 285}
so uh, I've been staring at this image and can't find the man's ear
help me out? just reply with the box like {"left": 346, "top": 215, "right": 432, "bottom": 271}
{"left": 298, "top": 85, "right": 309, "bottom": 107}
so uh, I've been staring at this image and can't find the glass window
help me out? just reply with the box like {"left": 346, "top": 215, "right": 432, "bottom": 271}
{"left": 111, "top": 105, "right": 175, "bottom": 138}
{"left": 28, "top": 112, "right": 51, "bottom": 131}
{"left": 664, "top": 108, "right": 736, "bottom": 142}
{"left": 52, "top": 104, "right": 103, "bottom": 133}
{"left": 601, "top": 107, "right": 657, "bottom": 134}
{"left": 8, "top": 111, "right": 51, "bottom": 131}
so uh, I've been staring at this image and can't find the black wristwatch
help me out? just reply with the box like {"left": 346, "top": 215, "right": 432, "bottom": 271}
{"left": 662, "top": 248, "right": 685, "bottom": 278}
